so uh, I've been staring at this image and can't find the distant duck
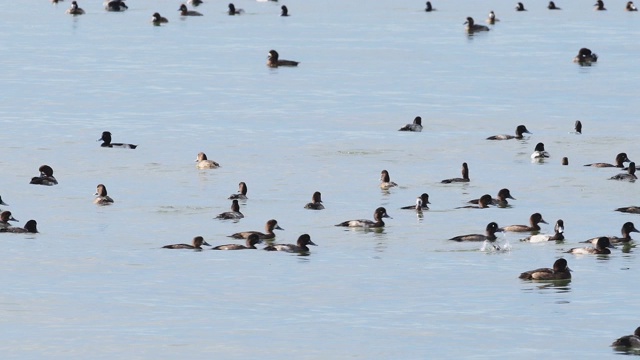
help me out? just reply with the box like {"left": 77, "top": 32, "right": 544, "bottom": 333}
{"left": 468, "top": 188, "right": 515, "bottom": 207}
{"left": 583, "top": 222, "right": 640, "bottom": 245}
{"left": 594, "top": 0, "right": 606, "bottom": 10}
{"left": 0, "top": 211, "right": 18, "bottom": 229}
{"left": 93, "top": 184, "right": 114, "bottom": 205}
{"left": 66, "top": 1, "right": 85, "bottom": 15}
{"left": 105, "top": 0, "right": 127, "bottom": 11}
{"left": 179, "top": 4, "right": 203, "bottom": 16}
{"left": 215, "top": 200, "right": 244, "bottom": 220}
{"left": 30, "top": 165, "right": 58, "bottom": 186}
{"left": 612, "top": 327, "right": 640, "bottom": 348}
{"left": 228, "top": 182, "right": 248, "bottom": 200}
{"left": 441, "top": 162, "right": 470, "bottom": 183}
{"left": 280, "top": 5, "right": 289, "bottom": 16}
{"left": 304, "top": 191, "right": 325, "bottom": 210}
{"left": 98, "top": 131, "right": 137, "bottom": 149}
{"left": 567, "top": 237, "right": 614, "bottom": 254}
{"left": 336, "top": 207, "right": 391, "bottom": 228}
{"left": 486, "top": 11, "right": 499, "bottom": 24}
{"left": 401, "top": 193, "right": 430, "bottom": 210}
{"left": 584, "top": 152, "right": 631, "bottom": 168}
{"left": 188, "top": 0, "right": 203, "bottom": 6}
{"left": 519, "top": 258, "right": 571, "bottom": 280}
{"left": 456, "top": 194, "right": 493, "bottom": 209}
{"left": 501, "top": 213, "right": 548, "bottom": 232}
{"left": 449, "top": 222, "right": 502, "bottom": 242}
{"left": 515, "top": 2, "right": 527, "bottom": 11}
{"left": 379, "top": 170, "right": 398, "bottom": 190}
{"left": 486, "top": 125, "right": 531, "bottom": 140}
{"left": 522, "top": 219, "right": 565, "bottom": 242}
{"left": 425, "top": 1, "right": 436, "bottom": 12}
{"left": 229, "top": 219, "right": 283, "bottom": 240}
{"left": 627, "top": 1, "right": 638, "bottom": 10}
{"left": 151, "top": 12, "right": 169, "bottom": 25}
{"left": 573, "top": 48, "right": 598, "bottom": 65}
{"left": 548, "top": 1, "right": 561, "bottom": 9}
{"left": 212, "top": 234, "right": 261, "bottom": 250}
{"left": 531, "top": 142, "right": 550, "bottom": 160}
{"left": 398, "top": 116, "right": 423, "bottom": 132}
{"left": 0, "top": 220, "right": 38, "bottom": 234}
{"left": 574, "top": 120, "right": 582, "bottom": 134}
{"left": 609, "top": 162, "right": 637, "bottom": 182}
{"left": 195, "top": 152, "right": 220, "bottom": 169}
{"left": 228, "top": 3, "right": 244, "bottom": 15}
{"left": 163, "top": 236, "right": 210, "bottom": 250}
{"left": 264, "top": 234, "right": 317, "bottom": 253}
{"left": 464, "top": 17, "right": 490, "bottom": 33}
{"left": 267, "top": 50, "right": 299, "bottom": 67}
{"left": 616, "top": 206, "right": 640, "bottom": 214}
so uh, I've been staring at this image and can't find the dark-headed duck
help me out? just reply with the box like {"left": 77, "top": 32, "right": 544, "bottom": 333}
{"left": 464, "top": 17, "right": 489, "bottom": 33}
{"left": 584, "top": 153, "right": 631, "bottom": 168}
{"left": 398, "top": 116, "right": 423, "bottom": 132}
{"left": 215, "top": 200, "right": 244, "bottom": 220}
{"left": 519, "top": 258, "right": 571, "bottom": 280}
{"left": 0, "top": 220, "right": 38, "bottom": 234}
{"left": 105, "top": 0, "right": 128, "bottom": 11}
{"left": 594, "top": 0, "right": 606, "bottom": 10}
{"left": 501, "top": 213, "right": 548, "bottom": 232}
{"left": 627, "top": 1, "right": 638, "bottom": 10}
{"left": 456, "top": 194, "right": 493, "bottom": 209}
{"left": 449, "top": 222, "right": 502, "bottom": 242}
{"left": 468, "top": 188, "right": 516, "bottom": 207}
{"left": 583, "top": 222, "right": 639, "bottom": 245}
{"left": 612, "top": 327, "right": 640, "bottom": 348}
{"left": 94, "top": 184, "right": 114, "bottom": 205}
{"left": 486, "top": 125, "right": 531, "bottom": 140}
{"left": 98, "top": 131, "right": 137, "bottom": 149}
{"left": 531, "top": 142, "right": 550, "bottom": 160}
{"left": 380, "top": 170, "right": 398, "bottom": 190}
{"left": 179, "top": 4, "right": 203, "bottom": 16}
{"left": 610, "top": 162, "right": 637, "bottom": 181}
{"left": 152, "top": 12, "right": 169, "bottom": 25}
{"left": 522, "top": 219, "right": 564, "bottom": 242}
{"left": 228, "top": 3, "right": 244, "bottom": 15}
{"left": 567, "top": 237, "right": 614, "bottom": 254}
{"left": 212, "top": 234, "right": 261, "bottom": 250}
{"left": 304, "top": 191, "right": 325, "bottom": 210}
{"left": 425, "top": 1, "right": 436, "bottom": 12}
{"left": 0, "top": 211, "right": 18, "bottom": 229}
{"left": 280, "top": 5, "right": 289, "bottom": 16}
{"left": 195, "top": 152, "right": 220, "bottom": 169}
{"left": 66, "top": 1, "right": 85, "bottom": 15}
{"left": 515, "top": 2, "right": 527, "bottom": 11}
{"left": 228, "top": 182, "right": 248, "bottom": 200}
{"left": 267, "top": 50, "right": 299, "bottom": 67}
{"left": 548, "top": 1, "right": 561, "bottom": 9}
{"left": 441, "top": 162, "right": 470, "bottom": 183}
{"left": 229, "top": 219, "right": 283, "bottom": 240}
{"left": 401, "top": 193, "right": 430, "bottom": 210}
{"left": 574, "top": 48, "right": 598, "bottom": 65}
{"left": 163, "top": 236, "right": 210, "bottom": 249}
{"left": 486, "top": 11, "right": 499, "bottom": 24}
{"left": 30, "top": 165, "right": 58, "bottom": 186}
{"left": 264, "top": 234, "right": 317, "bottom": 253}
{"left": 336, "top": 207, "right": 391, "bottom": 228}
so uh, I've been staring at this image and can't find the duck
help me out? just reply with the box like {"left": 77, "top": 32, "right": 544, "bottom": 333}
{"left": 519, "top": 258, "right": 571, "bottom": 280}
{"left": 486, "top": 125, "right": 531, "bottom": 140}
{"left": 228, "top": 182, "right": 248, "bottom": 200}
{"left": 304, "top": 191, "right": 325, "bottom": 210}
{"left": 574, "top": 120, "right": 582, "bottom": 134}
{"left": 548, "top": 1, "right": 561, "bottom": 9}
{"left": 594, "top": 0, "right": 606, "bottom": 10}
{"left": 501, "top": 213, "right": 548, "bottom": 232}
{"left": 612, "top": 327, "right": 640, "bottom": 348}
{"left": 212, "top": 234, "right": 261, "bottom": 250}
{"left": 30, "top": 165, "right": 58, "bottom": 186}
{"left": 151, "top": 12, "right": 169, "bottom": 25}
{"left": 583, "top": 222, "right": 640, "bottom": 245}
{"left": 267, "top": 50, "right": 299, "bottom": 67}
{"left": 162, "top": 236, "right": 210, "bottom": 249}
{"left": 616, "top": 206, "right": 640, "bottom": 214}
{"left": 425, "top": 1, "right": 436, "bottom": 12}
{"left": 522, "top": 219, "right": 565, "bottom": 242}
{"left": 456, "top": 194, "right": 493, "bottom": 209}
{"left": 398, "top": 116, "right": 423, "bottom": 132}
{"left": 280, "top": 5, "right": 289, "bottom": 16}
{"left": 464, "top": 17, "right": 490, "bottom": 33}
{"left": 449, "top": 222, "right": 502, "bottom": 242}
{"left": 104, "top": 0, "right": 127, "bottom": 11}
{"left": 584, "top": 153, "right": 631, "bottom": 168}
{"left": 380, "top": 170, "right": 398, "bottom": 190}
{"left": 567, "top": 237, "right": 615, "bottom": 254}
{"left": 264, "top": 234, "right": 317, "bottom": 253}
{"left": 627, "top": 1, "right": 638, "bottom": 10}
{"left": 0, "top": 220, "right": 38, "bottom": 234}
{"left": 215, "top": 200, "right": 244, "bottom": 220}
{"left": 98, "top": 131, "right": 137, "bottom": 149}
{"left": 515, "top": 2, "right": 527, "bottom": 11}
{"left": 229, "top": 219, "right": 283, "bottom": 240}
{"left": 195, "top": 152, "right": 220, "bottom": 169}
{"left": 228, "top": 3, "right": 244, "bottom": 15}
{"left": 66, "top": 1, "right": 85, "bottom": 15}
{"left": 0, "top": 211, "right": 18, "bottom": 229}
{"left": 610, "top": 162, "right": 637, "bottom": 181}
{"left": 179, "top": 4, "right": 203, "bottom": 16}
{"left": 400, "top": 193, "right": 430, "bottom": 210}
{"left": 335, "top": 207, "right": 391, "bottom": 228}
{"left": 486, "top": 11, "right": 499, "bottom": 24}
{"left": 93, "top": 184, "right": 114, "bottom": 205}
{"left": 441, "top": 162, "right": 470, "bottom": 183}
{"left": 467, "top": 188, "right": 516, "bottom": 208}
{"left": 573, "top": 48, "right": 598, "bottom": 65}
{"left": 531, "top": 142, "right": 550, "bottom": 160}
{"left": 188, "top": 0, "right": 203, "bottom": 6}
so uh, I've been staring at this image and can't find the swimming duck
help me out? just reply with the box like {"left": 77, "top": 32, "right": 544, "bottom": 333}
{"left": 616, "top": 206, "right": 640, "bottom": 214}
{"left": 531, "top": 142, "right": 550, "bottom": 160}
{"left": 304, "top": 191, "right": 325, "bottom": 210}
{"left": 195, "top": 152, "right": 220, "bottom": 169}
{"left": 486, "top": 125, "right": 531, "bottom": 140}
{"left": 105, "top": 0, "right": 127, "bottom": 11}
{"left": 612, "top": 327, "right": 640, "bottom": 348}
{"left": 380, "top": 170, "right": 398, "bottom": 190}
{"left": 515, "top": 2, "right": 527, "bottom": 11}
{"left": 610, "top": 162, "right": 637, "bottom": 181}
{"left": 30, "top": 165, "right": 58, "bottom": 186}
{"left": 212, "top": 234, "right": 261, "bottom": 250}
{"left": 522, "top": 219, "right": 565, "bottom": 242}
{"left": 574, "top": 120, "right": 582, "bottom": 134}
{"left": 228, "top": 3, "right": 244, "bottom": 15}
{"left": 594, "top": 0, "right": 606, "bottom": 10}
{"left": 0, "top": 211, "right": 18, "bottom": 229}
{"left": 456, "top": 194, "right": 493, "bottom": 209}
{"left": 228, "top": 182, "right": 248, "bottom": 200}
{"left": 66, "top": 1, "right": 85, "bottom": 15}
{"left": 583, "top": 222, "right": 640, "bottom": 245}
{"left": 627, "top": 1, "right": 638, "bottom": 10}
{"left": 179, "top": 4, "right": 203, "bottom": 16}
{"left": 188, "top": 0, "right": 203, "bottom": 6}
{"left": 280, "top": 5, "right": 289, "bottom": 16}
{"left": 0, "top": 220, "right": 38, "bottom": 234}
{"left": 468, "top": 188, "right": 516, "bottom": 207}
{"left": 548, "top": 1, "right": 561, "bottom": 9}
{"left": 400, "top": 193, "right": 430, "bottom": 210}
{"left": 398, "top": 116, "right": 423, "bottom": 132}
{"left": 486, "top": 11, "right": 499, "bottom": 24}
{"left": 267, "top": 50, "right": 299, "bottom": 67}
{"left": 335, "top": 207, "right": 391, "bottom": 228}
{"left": 573, "top": 48, "right": 598, "bottom": 65}
{"left": 151, "top": 12, "right": 169, "bottom": 25}
{"left": 94, "top": 184, "right": 114, "bottom": 205}
{"left": 425, "top": 1, "right": 436, "bottom": 12}
{"left": 464, "top": 17, "right": 490, "bottom": 33}
{"left": 264, "top": 234, "right": 317, "bottom": 253}
{"left": 567, "top": 237, "right": 614, "bottom": 254}
{"left": 98, "top": 131, "right": 137, "bottom": 149}
{"left": 449, "top": 222, "right": 502, "bottom": 242}
{"left": 441, "top": 162, "right": 470, "bottom": 183}
{"left": 501, "top": 213, "right": 548, "bottom": 232}
{"left": 215, "top": 200, "right": 244, "bottom": 220}
{"left": 162, "top": 236, "right": 210, "bottom": 249}
{"left": 519, "top": 258, "right": 571, "bottom": 280}
{"left": 229, "top": 219, "right": 283, "bottom": 240}
{"left": 584, "top": 153, "right": 631, "bottom": 168}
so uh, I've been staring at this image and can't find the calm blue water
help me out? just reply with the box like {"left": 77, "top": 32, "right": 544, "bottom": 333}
{"left": 1, "top": 0, "right": 640, "bottom": 358}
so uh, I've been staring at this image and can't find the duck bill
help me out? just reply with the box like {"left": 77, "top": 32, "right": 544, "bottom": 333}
{"left": 275, "top": 225, "right": 284, "bottom": 231}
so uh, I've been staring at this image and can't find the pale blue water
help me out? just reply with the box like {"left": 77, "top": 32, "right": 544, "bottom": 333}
{"left": 1, "top": 0, "right": 640, "bottom": 358}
